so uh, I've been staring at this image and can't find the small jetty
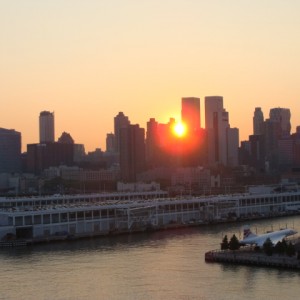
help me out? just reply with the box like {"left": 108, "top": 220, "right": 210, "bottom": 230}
{"left": 205, "top": 249, "right": 300, "bottom": 270}
{"left": 0, "top": 239, "right": 28, "bottom": 248}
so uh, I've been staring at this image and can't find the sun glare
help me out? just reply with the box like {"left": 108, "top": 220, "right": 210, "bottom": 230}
{"left": 173, "top": 122, "right": 186, "bottom": 138}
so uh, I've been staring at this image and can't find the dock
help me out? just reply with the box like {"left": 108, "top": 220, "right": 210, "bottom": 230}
{"left": 0, "top": 240, "right": 28, "bottom": 248}
{"left": 205, "top": 249, "right": 300, "bottom": 269}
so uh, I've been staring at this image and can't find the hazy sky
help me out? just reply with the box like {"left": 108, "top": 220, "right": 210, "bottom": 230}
{"left": 1, "top": 0, "right": 300, "bottom": 152}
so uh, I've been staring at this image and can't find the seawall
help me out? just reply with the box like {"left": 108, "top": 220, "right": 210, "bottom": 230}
{"left": 205, "top": 249, "right": 300, "bottom": 269}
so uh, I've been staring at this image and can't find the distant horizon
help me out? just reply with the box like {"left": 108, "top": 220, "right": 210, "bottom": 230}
{"left": 1, "top": 1, "right": 300, "bottom": 152}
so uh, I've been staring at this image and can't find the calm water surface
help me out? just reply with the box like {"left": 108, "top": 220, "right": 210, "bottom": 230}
{"left": 1, "top": 216, "right": 300, "bottom": 300}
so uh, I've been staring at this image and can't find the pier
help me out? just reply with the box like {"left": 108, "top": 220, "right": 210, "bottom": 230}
{"left": 205, "top": 248, "right": 300, "bottom": 269}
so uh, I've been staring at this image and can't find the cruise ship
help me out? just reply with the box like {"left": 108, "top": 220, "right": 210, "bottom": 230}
{"left": 1, "top": 186, "right": 300, "bottom": 244}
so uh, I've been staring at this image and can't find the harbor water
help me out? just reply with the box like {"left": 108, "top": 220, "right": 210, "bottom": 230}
{"left": 1, "top": 215, "right": 300, "bottom": 300}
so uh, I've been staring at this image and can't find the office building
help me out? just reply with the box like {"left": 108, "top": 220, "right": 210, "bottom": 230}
{"left": 106, "top": 133, "right": 115, "bottom": 153}
{"left": 27, "top": 143, "right": 74, "bottom": 174}
{"left": 269, "top": 108, "right": 291, "bottom": 138}
{"left": 114, "top": 112, "right": 130, "bottom": 153}
{"left": 39, "top": 111, "right": 55, "bottom": 143}
{"left": 146, "top": 118, "right": 159, "bottom": 167}
{"left": 248, "top": 134, "right": 265, "bottom": 170}
{"left": 205, "top": 96, "right": 226, "bottom": 166}
{"left": 119, "top": 124, "right": 146, "bottom": 182}
{"left": 0, "top": 128, "right": 21, "bottom": 173}
{"left": 253, "top": 107, "right": 264, "bottom": 135}
{"left": 227, "top": 128, "right": 239, "bottom": 167}
{"left": 181, "top": 97, "right": 201, "bottom": 131}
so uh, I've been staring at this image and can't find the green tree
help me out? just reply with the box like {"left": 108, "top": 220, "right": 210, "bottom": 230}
{"left": 286, "top": 242, "right": 296, "bottom": 257}
{"left": 229, "top": 234, "right": 240, "bottom": 250}
{"left": 263, "top": 238, "right": 273, "bottom": 256}
{"left": 274, "top": 241, "right": 285, "bottom": 255}
{"left": 221, "top": 235, "right": 229, "bottom": 250}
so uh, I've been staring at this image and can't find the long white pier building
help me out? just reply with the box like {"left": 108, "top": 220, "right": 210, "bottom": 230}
{"left": 1, "top": 186, "right": 300, "bottom": 243}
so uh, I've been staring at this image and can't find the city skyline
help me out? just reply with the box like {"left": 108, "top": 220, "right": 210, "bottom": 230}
{"left": 0, "top": 96, "right": 299, "bottom": 153}
{"left": 1, "top": 1, "right": 300, "bottom": 152}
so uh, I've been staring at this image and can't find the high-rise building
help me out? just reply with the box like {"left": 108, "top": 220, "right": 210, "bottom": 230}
{"left": 253, "top": 107, "right": 264, "bottom": 135}
{"left": 205, "top": 96, "right": 225, "bottom": 165}
{"left": 248, "top": 134, "right": 265, "bottom": 170}
{"left": 114, "top": 112, "right": 130, "bottom": 153}
{"left": 146, "top": 118, "right": 159, "bottom": 167}
{"left": 0, "top": 128, "right": 21, "bottom": 173}
{"left": 119, "top": 124, "right": 145, "bottom": 182}
{"left": 106, "top": 133, "right": 115, "bottom": 153}
{"left": 39, "top": 111, "right": 55, "bottom": 143}
{"left": 269, "top": 108, "right": 291, "bottom": 138}
{"left": 181, "top": 97, "right": 201, "bottom": 131}
{"left": 227, "top": 128, "right": 239, "bottom": 167}
{"left": 278, "top": 139, "right": 293, "bottom": 167}
{"left": 259, "top": 108, "right": 292, "bottom": 171}
{"left": 205, "top": 96, "right": 238, "bottom": 167}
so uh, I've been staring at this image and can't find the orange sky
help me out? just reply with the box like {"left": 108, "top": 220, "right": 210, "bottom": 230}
{"left": 1, "top": 1, "right": 300, "bottom": 152}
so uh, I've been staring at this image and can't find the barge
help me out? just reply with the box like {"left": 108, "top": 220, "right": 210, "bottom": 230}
{"left": 1, "top": 186, "right": 300, "bottom": 244}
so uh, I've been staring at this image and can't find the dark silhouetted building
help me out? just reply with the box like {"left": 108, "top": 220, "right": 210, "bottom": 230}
{"left": 249, "top": 134, "right": 265, "bottom": 170}
{"left": 0, "top": 128, "right": 21, "bottom": 173}
{"left": 106, "top": 133, "right": 115, "bottom": 153}
{"left": 120, "top": 124, "right": 145, "bottom": 182}
{"left": 205, "top": 96, "right": 226, "bottom": 166}
{"left": 58, "top": 132, "right": 74, "bottom": 144}
{"left": 253, "top": 107, "right": 264, "bottom": 135}
{"left": 269, "top": 108, "right": 291, "bottom": 138}
{"left": 205, "top": 96, "right": 239, "bottom": 167}
{"left": 27, "top": 142, "right": 74, "bottom": 174}
{"left": 114, "top": 112, "right": 130, "bottom": 153}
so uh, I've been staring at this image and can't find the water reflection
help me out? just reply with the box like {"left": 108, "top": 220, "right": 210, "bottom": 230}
{"left": 1, "top": 215, "right": 300, "bottom": 299}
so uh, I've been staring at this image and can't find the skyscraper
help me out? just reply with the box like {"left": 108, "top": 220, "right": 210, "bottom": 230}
{"left": 227, "top": 127, "right": 239, "bottom": 167}
{"left": 106, "top": 133, "right": 115, "bottom": 153}
{"left": 253, "top": 107, "right": 264, "bottom": 135}
{"left": 39, "top": 111, "right": 55, "bottom": 143}
{"left": 119, "top": 124, "right": 145, "bottom": 182}
{"left": 0, "top": 128, "right": 21, "bottom": 173}
{"left": 181, "top": 97, "right": 201, "bottom": 131}
{"left": 269, "top": 107, "right": 291, "bottom": 138}
{"left": 205, "top": 96, "right": 225, "bottom": 165}
{"left": 205, "top": 96, "right": 238, "bottom": 167}
{"left": 146, "top": 118, "right": 159, "bottom": 167}
{"left": 114, "top": 112, "right": 130, "bottom": 153}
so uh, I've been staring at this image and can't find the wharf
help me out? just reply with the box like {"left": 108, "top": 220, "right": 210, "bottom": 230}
{"left": 0, "top": 240, "right": 28, "bottom": 248}
{"left": 205, "top": 249, "right": 300, "bottom": 270}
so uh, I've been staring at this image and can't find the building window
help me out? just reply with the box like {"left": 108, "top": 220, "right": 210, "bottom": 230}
{"left": 15, "top": 216, "right": 23, "bottom": 226}
{"left": 43, "top": 214, "right": 50, "bottom": 224}
{"left": 34, "top": 215, "right": 41, "bottom": 225}
{"left": 25, "top": 216, "right": 32, "bottom": 225}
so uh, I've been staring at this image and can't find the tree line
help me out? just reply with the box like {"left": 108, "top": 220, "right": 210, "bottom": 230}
{"left": 220, "top": 234, "right": 297, "bottom": 257}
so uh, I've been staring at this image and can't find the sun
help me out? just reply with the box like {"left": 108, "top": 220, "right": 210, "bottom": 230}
{"left": 173, "top": 122, "right": 186, "bottom": 138}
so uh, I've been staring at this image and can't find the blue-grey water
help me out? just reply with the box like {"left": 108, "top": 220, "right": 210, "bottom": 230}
{"left": 1, "top": 216, "right": 300, "bottom": 300}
